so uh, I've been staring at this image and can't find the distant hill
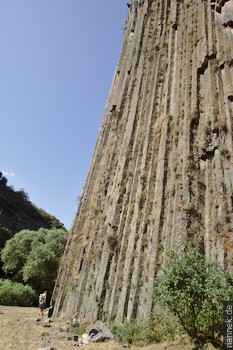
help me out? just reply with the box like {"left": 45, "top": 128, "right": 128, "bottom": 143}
{"left": 0, "top": 174, "right": 65, "bottom": 236}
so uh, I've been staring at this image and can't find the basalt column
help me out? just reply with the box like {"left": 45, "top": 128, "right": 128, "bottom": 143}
{"left": 53, "top": 0, "right": 233, "bottom": 322}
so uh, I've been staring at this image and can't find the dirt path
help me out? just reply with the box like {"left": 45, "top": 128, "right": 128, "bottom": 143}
{"left": 0, "top": 306, "right": 197, "bottom": 350}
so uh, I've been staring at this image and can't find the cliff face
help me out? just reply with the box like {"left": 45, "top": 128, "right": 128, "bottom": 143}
{"left": 53, "top": 0, "right": 233, "bottom": 322}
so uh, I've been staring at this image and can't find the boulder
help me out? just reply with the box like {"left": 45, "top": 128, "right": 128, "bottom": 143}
{"left": 87, "top": 320, "right": 114, "bottom": 342}
{"left": 82, "top": 333, "right": 91, "bottom": 345}
{"left": 90, "top": 331, "right": 107, "bottom": 342}
{"left": 67, "top": 334, "right": 79, "bottom": 341}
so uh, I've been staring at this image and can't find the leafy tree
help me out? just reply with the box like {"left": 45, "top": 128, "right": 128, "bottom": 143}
{"left": 1, "top": 228, "right": 67, "bottom": 297}
{"left": 0, "top": 176, "right": 8, "bottom": 186}
{"left": 153, "top": 249, "right": 233, "bottom": 348}
{"left": 0, "top": 225, "right": 11, "bottom": 250}
{"left": 16, "top": 188, "right": 29, "bottom": 201}
{"left": 0, "top": 279, "right": 36, "bottom": 306}
{"left": 0, "top": 225, "right": 12, "bottom": 277}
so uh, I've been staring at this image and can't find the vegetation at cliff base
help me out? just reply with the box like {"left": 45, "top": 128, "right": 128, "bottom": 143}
{"left": 110, "top": 303, "right": 181, "bottom": 346}
{"left": 0, "top": 227, "right": 68, "bottom": 304}
{"left": 0, "top": 279, "right": 36, "bottom": 306}
{"left": 153, "top": 249, "right": 233, "bottom": 348}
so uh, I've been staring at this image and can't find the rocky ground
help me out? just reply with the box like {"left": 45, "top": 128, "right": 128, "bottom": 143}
{"left": 0, "top": 306, "right": 214, "bottom": 350}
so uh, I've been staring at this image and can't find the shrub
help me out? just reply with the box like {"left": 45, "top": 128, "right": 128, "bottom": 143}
{"left": 0, "top": 279, "right": 36, "bottom": 306}
{"left": 110, "top": 304, "right": 180, "bottom": 346}
{"left": 148, "top": 303, "right": 182, "bottom": 342}
{"left": 153, "top": 249, "right": 233, "bottom": 348}
{"left": 110, "top": 321, "right": 147, "bottom": 345}
{"left": 107, "top": 235, "right": 117, "bottom": 251}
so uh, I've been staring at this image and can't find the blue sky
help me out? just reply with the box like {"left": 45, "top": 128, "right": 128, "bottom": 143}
{"left": 0, "top": 0, "right": 128, "bottom": 230}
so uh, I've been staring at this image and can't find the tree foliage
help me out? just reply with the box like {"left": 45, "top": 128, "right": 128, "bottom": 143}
{"left": 1, "top": 228, "right": 67, "bottom": 296}
{"left": 0, "top": 279, "right": 36, "bottom": 306}
{"left": 16, "top": 188, "right": 29, "bottom": 201}
{"left": 0, "top": 176, "right": 8, "bottom": 186}
{"left": 0, "top": 225, "right": 11, "bottom": 250}
{"left": 0, "top": 225, "right": 12, "bottom": 277}
{"left": 153, "top": 249, "right": 233, "bottom": 348}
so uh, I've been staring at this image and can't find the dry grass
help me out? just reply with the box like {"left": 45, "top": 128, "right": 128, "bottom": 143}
{"left": 0, "top": 306, "right": 208, "bottom": 350}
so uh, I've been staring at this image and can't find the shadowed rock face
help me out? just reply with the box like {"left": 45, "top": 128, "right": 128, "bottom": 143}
{"left": 53, "top": 0, "right": 233, "bottom": 322}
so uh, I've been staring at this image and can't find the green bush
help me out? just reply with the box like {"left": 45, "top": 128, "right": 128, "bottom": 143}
{"left": 110, "top": 321, "right": 146, "bottom": 345}
{"left": 110, "top": 304, "right": 180, "bottom": 346}
{"left": 148, "top": 303, "right": 182, "bottom": 342}
{"left": 154, "top": 249, "right": 233, "bottom": 348}
{"left": 1, "top": 228, "right": 67, "bottom": 297}
{"left": 0, "top": 279, "right": 36, "bottom": 306}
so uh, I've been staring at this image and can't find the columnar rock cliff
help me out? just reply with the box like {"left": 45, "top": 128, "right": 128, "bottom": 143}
{"left": 53, "top": 0, "right": 233, "bottom": 322}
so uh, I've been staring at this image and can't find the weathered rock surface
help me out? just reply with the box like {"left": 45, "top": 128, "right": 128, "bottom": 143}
{"left": 87, "top": 320, "right": 114, "bottom": 341}
{"left": 53, "top": 0, "right": 233, "bottom": 322}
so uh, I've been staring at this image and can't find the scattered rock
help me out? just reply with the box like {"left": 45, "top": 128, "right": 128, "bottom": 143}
{"left": 48, "top": 300, "right": 55, "bottom": 318}
{"left": 82, "top": 333, "right": 91, "bottom": 345}
{"left": 75, "top": 338, "right": 81, "bottom": 346}
{"left": 71, "top": 317, "right": 79, "bottom": 326}
{"left": 90, "top": 331, "right": 108, "bottom": 342}
{"left": 38, "top": 347, "right": 57, "bottom": 350}
{"left": 43, "top": 322, "right": 52, "bottom": 328}
{"left": 122, "top": 344, "right": 131, "bottom": 348}
{"left": 56, "top": 331, "right": 67, "bottom": 339}
{"left": 67, "top": 334, "right": 79, "bottom": 341}
{"left": 87, "top": 320, "right": 114, "bottom": 342}
{"left": 56, "top": 325, "right": 70, "bottom": 333}
{"left": 41, "top": 332, "right": 50, "bottom": 337}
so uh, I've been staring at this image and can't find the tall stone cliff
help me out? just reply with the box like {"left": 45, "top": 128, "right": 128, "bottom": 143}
{"left": 53, "top": 0, "right": 233, "bottom": 322}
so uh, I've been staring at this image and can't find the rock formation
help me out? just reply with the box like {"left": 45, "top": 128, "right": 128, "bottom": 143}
{"left": 53, "top": 0, "right": 233, "bottom": 322}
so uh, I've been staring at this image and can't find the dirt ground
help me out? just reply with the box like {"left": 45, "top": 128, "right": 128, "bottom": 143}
{"left": 0, "top": 306, "right": 211, "bottom": 350}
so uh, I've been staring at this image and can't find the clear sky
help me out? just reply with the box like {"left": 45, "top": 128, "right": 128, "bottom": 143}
{"left": 0, "top": 0, "right": 128, "bottom": 230}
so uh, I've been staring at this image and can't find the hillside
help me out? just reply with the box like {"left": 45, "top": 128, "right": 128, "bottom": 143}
{"left": 0, "top": 175, "right": 64, "bottom": 236}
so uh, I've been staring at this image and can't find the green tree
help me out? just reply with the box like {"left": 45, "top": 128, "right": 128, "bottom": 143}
{"left": 153, "top": 249, "right": 233, "bottom": 348}
{"left": 1, "top": 228, "right": 67, "bottom": 296}
{"left": 0, "top": 225, "right": 12, "bottom": 277}
{"left": 16, "top": 188, "right": 29, "bottom": 201}
{"left": 0, "top": 176, "right": 8, "bottom": 186}
{"left": 0, "top": 279, "right": 36, "bottom": 306}
{"left": 0, "top": 225, "right": 11, "bottom": 250}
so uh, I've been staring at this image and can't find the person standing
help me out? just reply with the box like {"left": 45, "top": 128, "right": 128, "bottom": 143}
{"left": 38, "top": 291, "right": 47, "bottom": 317}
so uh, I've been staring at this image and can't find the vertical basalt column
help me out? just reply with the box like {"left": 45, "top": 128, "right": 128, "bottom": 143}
{"left": 53, "top": 0, "right": 233, "bottom": 322}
